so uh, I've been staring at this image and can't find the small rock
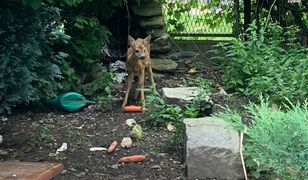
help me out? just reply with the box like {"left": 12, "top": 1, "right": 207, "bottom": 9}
{"left": 173, "top": 160, "right": 180, "bottom": 164}
{"left": 151, "top": 42, "right": 172, "bottom": 54}
{"left": 60, "top": 170, "right": 67, "bottom": 175}
{"left": 0, "top": 135, "right": 3, "bottom": 144}
{"left": 187, "top": 68, "right": 198, "bottom": 74}
{"left": 153, "top": 34, "right": 171, "bottom": 46}
{"left": 168, "top": 51, "right": 199, "bottom": 60}
{"left": 70, "top": 167, "right": 77, "bottom": 172}
{"left": 139, "top": 16, "right": 165, "bottom": 28}
{"left": 151, "top": 165, "right": 162, "bottom": 170}
{"left": 0, "top": 150, "right": 8, "bottom": 155}
{"left": 1, "top": 117, "right": 8, "bottom": 122}
{"left": 219, "top": 88, "right": 228, "bottom": 96}
{"left": 76, "top": 172, "right": 86, "bottom": 177}
{"left": 167, "top": 123, "right": 176, "bottom": 132}
{"left": 125, "top": 119, "right": 137, "bottom": 127}
{"left": 151, "top": 58, "right": 178, "bottom": 73}
{"left": 153, "top": 73, "right": 165, "bottom": 79}
{"left": 145, "top": 28, "right": 168, "bottom": 39}
{"left": 111, "top": 164, "right": 120, "bottom": 169}
{"left": 121, "top": 137, "right": 133, "bottom": 148}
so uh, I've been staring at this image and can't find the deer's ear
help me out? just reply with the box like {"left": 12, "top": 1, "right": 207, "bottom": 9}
{"left": 128, "top": 35, "right": 135, "bottom": 46}
{"left": 144, "top": 34, "right": 151, "bottom": 44}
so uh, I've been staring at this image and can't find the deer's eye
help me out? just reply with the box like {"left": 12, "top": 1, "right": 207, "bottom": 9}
{"left": 135, "top": 50, "right": 140, "bottom": 53}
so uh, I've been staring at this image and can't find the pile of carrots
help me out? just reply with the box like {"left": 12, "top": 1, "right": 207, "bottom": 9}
{"left": 107, "top": 140, "right": 145, "bottom": 163}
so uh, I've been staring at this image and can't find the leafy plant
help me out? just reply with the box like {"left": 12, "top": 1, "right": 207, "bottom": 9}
{"left": 217, "top": 96, "right": 308, "bottom": 179}
{"left": 145, "top": 89, "right": 213, "bottom": 149}
{"left": 186, "top": 76, "right": 214, "bottom": 92}
{"left": 81, "top": 71, "right": 115, "bottom": 111}
{"left": 29, "top": 125, "right": 54, "bottom": 149}
{"left": 0, "top": 3, "right": 69, "bottom": 113}
{"left": 186, "top": 89, "right": 213, "bottom": 117}
{"left": 213, "top": 23, "right": 308, "bottom": 104}
{"left": 145, "top": 93, "right": 183, "bottom": 127}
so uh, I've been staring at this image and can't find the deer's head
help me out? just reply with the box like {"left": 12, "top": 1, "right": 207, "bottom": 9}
{"left": 128, "top": 35, "right": 151, "bottom": 60}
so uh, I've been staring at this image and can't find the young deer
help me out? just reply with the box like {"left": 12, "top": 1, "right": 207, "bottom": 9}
{"left": 122, "top": 35, "right": 156, "bottom": 109}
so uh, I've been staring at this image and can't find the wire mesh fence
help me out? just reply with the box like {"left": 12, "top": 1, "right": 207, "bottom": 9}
{"left": 162, "top": 0, "right": 240, "bottom": 39}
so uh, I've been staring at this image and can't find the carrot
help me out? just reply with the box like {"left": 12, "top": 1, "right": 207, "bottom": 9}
{"left": 118, "top": 155, "right": 146, "bottom": 163}
{"left": 107, "top": 141, "right": 118, "bottom": 154}
{"left": 123, "top": 105, "right": 144, "bottom": 112}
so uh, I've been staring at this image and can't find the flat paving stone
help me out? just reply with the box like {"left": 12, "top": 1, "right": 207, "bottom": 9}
{"left": 184, "top": 117, "right": 244, "bottom": 180}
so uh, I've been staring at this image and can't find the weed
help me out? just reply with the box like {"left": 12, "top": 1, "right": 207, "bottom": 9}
{"left": 186, "top": 76, "right": 214, "bottom": 92}
{"left": 29, "top": 125, "right": 54, "bottom": 149}
{"left": 145, "top": 88, "right": 213, "bottom": 150}
{"left": 77, "top": 136, "right": 90, "bottom": 146}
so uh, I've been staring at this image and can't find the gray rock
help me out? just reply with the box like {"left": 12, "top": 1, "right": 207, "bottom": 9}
{"left": 151, "top": 58, "right": 178, "bottom": 73}
{"left": 184, "top": 117, "right": 244, "bottom": 180}
{"left": 139, "top": 16, "right": 165, "bottom": 28}
{"left": 151, "top": 42, "right": 172, "bottom": 54}
{"left": 0, "top": 150, "right": 8, "bottom": 155}
{"left": 168, "top": 51, "right": 200, "bottom": 60}
{"left": 153, "top": 34, "right": 171, "bottom": 46}
{"left": 162, "top": 87, "right": 200, "bottom": 106}
{"left": 153, "top": 73, "right": 165, "bottom": 79}
{"left": 145, "top": 28, "right": 168, "bottom": 39}
{"left": 132, "top": 2, "right": 162, "bottom": 17}
{"left": 0, "top": 135, "right": 2, "bottom": 144}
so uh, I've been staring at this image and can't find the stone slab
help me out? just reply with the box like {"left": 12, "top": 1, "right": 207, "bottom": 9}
{"left": 184, "top": 117, "right": 244, "bottom": 180}
{"left": 162, "top": 87, "right": 200, "bottom": 105}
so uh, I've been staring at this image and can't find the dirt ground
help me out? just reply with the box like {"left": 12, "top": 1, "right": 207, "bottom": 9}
{"left": 0, "top": 68, "right": 249, "bottom": 179}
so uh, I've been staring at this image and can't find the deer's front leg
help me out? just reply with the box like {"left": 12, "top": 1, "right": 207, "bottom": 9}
{"left": 139, "top": 68, "right": 145, "bottom": 107}
{"left": 122, "top": 71, "right": 134, "bottom": 109}
{"left": 146, "top": 66, "right": 156, "bottom": 93}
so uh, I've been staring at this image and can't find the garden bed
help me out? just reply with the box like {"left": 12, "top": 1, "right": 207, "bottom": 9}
{"left": 0, "top": 70, "right": 248, "bottom": 180}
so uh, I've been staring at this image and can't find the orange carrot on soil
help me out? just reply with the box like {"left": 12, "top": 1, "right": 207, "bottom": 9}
{"left": 118, "top": 155, "right": 146, "bottom": 163}
{"left": 107, "top": 141, "right": 118, "bottom": 154}
{"left": 123, "top": 105, "right": 144, "bottom": 112}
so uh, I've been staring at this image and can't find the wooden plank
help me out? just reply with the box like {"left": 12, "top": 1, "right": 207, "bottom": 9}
{"left": 0, "top": 161, "right": 64, "bottom": 180}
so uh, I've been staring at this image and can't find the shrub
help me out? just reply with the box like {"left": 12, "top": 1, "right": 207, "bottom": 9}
{"left": 217, "top": 96, "right": 308, "bottom": 179}
{"left": 213, "top": 23, "right": 308, "bottom": 104}
{"left": 0, "top": 3, "right": 69, "bottom": 113}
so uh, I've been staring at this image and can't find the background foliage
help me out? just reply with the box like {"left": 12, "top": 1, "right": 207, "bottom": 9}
{"left": 213, "top": 23, "right": 308, "bottom": 104}
{"left": 217, "top": 97, "right": 308, "bottom": 179}
{"left": 0, "top": 2, "right": 68, "bottom": 113}
{"left": 0, "top": 0, "right": 123, "bottom": 113}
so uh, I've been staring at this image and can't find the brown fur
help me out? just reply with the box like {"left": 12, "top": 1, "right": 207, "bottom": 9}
{"left": 122, "top": 35, "right": 156, "bottom": 108}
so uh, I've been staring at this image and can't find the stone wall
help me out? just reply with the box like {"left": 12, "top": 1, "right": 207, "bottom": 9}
{"left": 129, "top": 0, "right": 172, "bottom": 55}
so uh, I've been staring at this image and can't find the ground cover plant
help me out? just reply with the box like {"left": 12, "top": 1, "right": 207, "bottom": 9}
{"left": 212, "top": 23, "right": 308, "bottom": 104}
{"left": 144, "top": 81, "right": 214, "bottom": 150}
{"left": 217, "top": 96, "right": 308, "bottom": 179}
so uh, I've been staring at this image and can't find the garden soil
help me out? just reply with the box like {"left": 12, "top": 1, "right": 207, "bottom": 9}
{"left": 0, "top": 71, "right": 248, "bottom": 180}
